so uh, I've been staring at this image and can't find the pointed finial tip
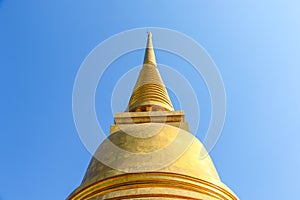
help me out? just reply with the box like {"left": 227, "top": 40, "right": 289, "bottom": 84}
{"left": 143, "top": 30, "right": 156, "bottom": 65}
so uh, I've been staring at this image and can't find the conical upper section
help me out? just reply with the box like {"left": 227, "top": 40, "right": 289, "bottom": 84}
{"left": 128, "top": 33, "right": 174, "bottom": 112}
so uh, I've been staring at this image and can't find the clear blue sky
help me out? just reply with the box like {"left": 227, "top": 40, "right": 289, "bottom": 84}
{"left": 1, "top": 1, "right": 300, "bottom": 199}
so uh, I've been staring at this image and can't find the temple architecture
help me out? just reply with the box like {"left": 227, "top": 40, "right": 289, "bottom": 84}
{"left": 68, "top": 33, "right": 238, "bottom": 199}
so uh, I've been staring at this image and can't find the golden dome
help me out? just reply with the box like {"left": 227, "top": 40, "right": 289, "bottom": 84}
{"left": 68, "top": 124, "right": 237, "bottom": 200}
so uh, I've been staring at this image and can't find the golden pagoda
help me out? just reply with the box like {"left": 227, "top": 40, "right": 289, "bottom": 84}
{"left": 68, "top": 33, "right": 238, "bottom": 200}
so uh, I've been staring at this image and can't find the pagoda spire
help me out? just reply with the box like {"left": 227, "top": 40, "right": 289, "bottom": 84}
{"left": 127, "top": 32, "right": 174, "bottom": 112}
{"left": 143, "top": 32, "right": 156, "bottom": 66}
